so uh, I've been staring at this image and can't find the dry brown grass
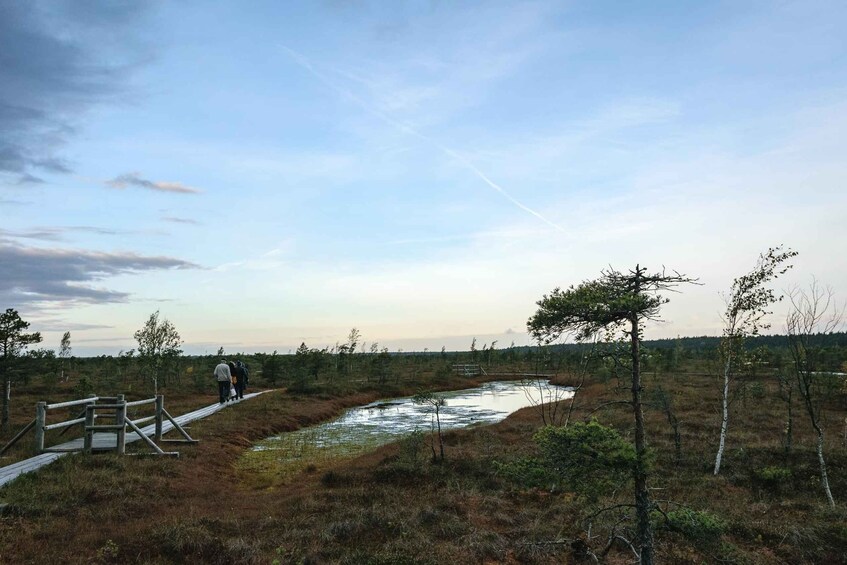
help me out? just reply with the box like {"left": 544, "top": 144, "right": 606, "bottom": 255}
{"left": 0, "top": 369, "right": 845, "bottom": 564}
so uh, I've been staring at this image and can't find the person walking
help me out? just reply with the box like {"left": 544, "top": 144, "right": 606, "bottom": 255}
{"left": 234, "top": 360, "right": 247, "bottom": 400}
{"left": 228, "top": 361, "right": 238, "bottom": 401}
{"left": 214, "top": 359, "right": 232, "bottom": 404}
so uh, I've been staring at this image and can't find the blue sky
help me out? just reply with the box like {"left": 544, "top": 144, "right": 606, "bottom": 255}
{"left": 2, "top": 1, "right": 846, "bottom": 355}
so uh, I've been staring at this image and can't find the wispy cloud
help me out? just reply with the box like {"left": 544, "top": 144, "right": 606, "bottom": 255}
{"left": 15, "top": 173, "right": 46, "bottom": 185}
{"left": 280, "top": 45, "right": 565, "bottom": 232}
{"left": 211, "top": 243, "right": 292, "bottom": 273}
{"left": 0, "top": 225, "right": 153, "bottom": 242}
{"left": 31, "top": 320, "right": 114, "bottom": 332}
{"left": 162, "top": 216, "right": 202, "bottom": 226}
{"left": 106, "top": 172, "right": 202, "bottom": 194}
{"left": 0, "top": 238, "right": 199, "bottom": 307}
{"left": 386, "top": 227, "right": 549, "bottom": 246}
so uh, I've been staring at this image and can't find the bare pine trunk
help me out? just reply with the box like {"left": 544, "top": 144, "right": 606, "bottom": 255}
{"left": 714, "top": 356, "right": 731, "bottom": 474}
{"left": 630, "top": 312, "right": 654, "bottom": 565}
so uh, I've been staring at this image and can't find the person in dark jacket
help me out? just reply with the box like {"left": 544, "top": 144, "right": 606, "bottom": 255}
{"left": 234, "top": 360, "right": 247, "bottom": 400}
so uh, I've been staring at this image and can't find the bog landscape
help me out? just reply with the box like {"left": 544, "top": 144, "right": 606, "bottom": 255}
{"left": 1, "top": 253, "right": 846, "bottom": 564}
{"left": 3, "top": 2, "right": 847, "bottom": 564}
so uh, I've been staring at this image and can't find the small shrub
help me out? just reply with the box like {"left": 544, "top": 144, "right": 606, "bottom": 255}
{"left": 748, "top": 381, "right": 766, "bottom": 399}
{"left": 665, "top": 508, "right": 726, "bottom": 542}
{"left": 752, "top": 465, "right": 792, "bottom": 493}
{"left": 396, "top": 429, "right": 427, "bottom": 472}
{"left": 95, "top": 539, "right": 119, "bottom": 563}
{"left": 493, "top": 457, "right": 554, "bottom": 490}
{"left": 320, "top": 470, "right": 352, "bottom": 487}
{"left": 153, "top": 518, "right": 226, "bottom": 561}
{"left": 433, "top": 363, "right": 452, "bottom": 383}
{"left": 533, "top": 421, "right": 637, "bottom": 499}
{"left": 73, "top": 375, "right": 94, "bottom": 397}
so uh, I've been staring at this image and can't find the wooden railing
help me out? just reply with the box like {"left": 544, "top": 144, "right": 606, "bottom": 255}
{"left": 451, "top": 364, "right": 487, "bottom": 376}
{"left": 1, "top": 394, "right": 197, "bottom": 458}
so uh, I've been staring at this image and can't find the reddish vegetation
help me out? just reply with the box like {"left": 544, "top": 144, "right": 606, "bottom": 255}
{"left": 0, "top": 370, "right": 845, "bottom": 563}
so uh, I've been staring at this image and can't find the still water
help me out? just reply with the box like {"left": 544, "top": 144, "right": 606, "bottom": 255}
{"left": 241, "top": 380, "right": 572, "bottom": 479}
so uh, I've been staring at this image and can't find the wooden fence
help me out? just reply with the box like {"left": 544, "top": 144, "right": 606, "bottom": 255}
{"left": 451, "top": 364, "right": 488, "bottom": 376}
{"left": 1, "top": 394, "right": 197, "bottom": 458}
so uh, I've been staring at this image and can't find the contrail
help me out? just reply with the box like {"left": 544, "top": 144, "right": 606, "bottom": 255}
{"left": 279, "top": 45, "right": 565, "bottom": 232}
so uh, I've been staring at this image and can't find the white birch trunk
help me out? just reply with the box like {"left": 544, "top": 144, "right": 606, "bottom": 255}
{"left": 713, "top": 355, "right": 731, "bottom": 475}
{"left": 815, "top": 425, "right": 836, "bottom": 507}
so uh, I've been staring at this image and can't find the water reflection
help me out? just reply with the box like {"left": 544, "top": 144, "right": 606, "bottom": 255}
{"left": 244, "top": 380, "right": 572, "bottom": 476}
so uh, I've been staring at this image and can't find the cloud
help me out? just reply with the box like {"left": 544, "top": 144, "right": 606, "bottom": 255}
{"left": 162, "top": 216, "right": 202, "bottom": 226}
{"left": 15, "top": 173, "right": 46, "bottom": 185}
{"left": 31, "top": 320, "right": 114, "bottom": 332}
{"left": 0, "top": 226, "right": 147, "bottom": 242}
{"left": 106, "top": 172, "right": 202, "bottom": 194}
{"left": 0, "top": 238, "right": 199, "bottom": 307}
{"left": 0, "top": 2, "right": 149, "bottom": 185}
{"left": 281, "top": 45, "right": 564, "bottom": 232}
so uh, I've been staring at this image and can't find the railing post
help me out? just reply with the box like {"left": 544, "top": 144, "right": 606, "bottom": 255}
{"left": 83, "top": 404, "right": 95, "bottom": 453}
{"left": 115, "top": 394, "right": 126, "bottom": 455}
{"left": 35, "top": 401, "right": 46, "bottom": 454}
{"left": 155, "top": 395, "right": 164, "bottom": 442}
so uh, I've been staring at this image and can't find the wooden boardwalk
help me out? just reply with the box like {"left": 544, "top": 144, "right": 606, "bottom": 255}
{"left": 0, "top": 391, "right": 270, "bottom": 488}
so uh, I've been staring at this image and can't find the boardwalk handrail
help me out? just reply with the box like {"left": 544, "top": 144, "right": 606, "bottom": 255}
{"left": 1, "top": 393, "right": 198, "bottom": 457}
{"left": 125, "top": 398, "right": 156, "bottom": 408}
{"left": 43, "top": 417, "right": 88, "bottom": 431}
{"left": 452, "top": 363, "right": 486, "bottom": 376}
{"left": 46, "top": 396, "right": 99, "bottom": 410}
{"left": 80, "top": 394, "right": 196, "bottom": 456}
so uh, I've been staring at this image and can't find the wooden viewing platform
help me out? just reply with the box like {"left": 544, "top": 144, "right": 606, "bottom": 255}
{"left": 0, "top": 391, "right": 269, "bottom": 488}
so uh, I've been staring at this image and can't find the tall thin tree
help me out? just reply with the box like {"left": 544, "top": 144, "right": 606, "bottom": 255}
{"left": 713, "top": 246, "right": 796, "bottom": 475}
{"left": 786, "top": 279, "right": 843, "bottom": 507}
{"left": 528, "top": 265, "right": 696, "bottom": 565}
{"left": 134, "top": 311, "right": 183, "bottom": 395}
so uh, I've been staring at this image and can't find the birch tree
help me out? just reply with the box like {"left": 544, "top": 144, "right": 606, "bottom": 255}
{"left": 528, "top": 265, "right": 696, "bottom": 565}
{"left": 59, "top": 331, "right": 71, "bottom": 382}
{"left": 713, "top": 246, "right": 796, "bottom": 475}
{"left": 786, "top": 280, "right": 843, "bottom": 507}
{"left": 134, "top": 311, "right": 182, "bottom": 395}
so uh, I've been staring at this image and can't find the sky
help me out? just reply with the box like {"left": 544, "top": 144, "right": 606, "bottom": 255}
{"left": 2, "top": 0, "right": 846, "bottom": 356}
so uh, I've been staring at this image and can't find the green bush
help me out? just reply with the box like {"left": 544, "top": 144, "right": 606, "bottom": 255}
{"left": 73, "top": 375, "right": 94, "bottom": 397}
{"left": 665, "top": 508, "right": 726, "bottom": 542}
{"left": 493, "top": 457, "right": 554, "bottom": 490}
{"left": 396, "top": 429, "right": 427, "bottom": 471}
{"left": 752, "top": 465, "right": 792, "bottom": 493}
{"left": 748, "top": 381, "right": 766, "bottom": 399}
{"left": 532, "top": 421, "right": 637, "bottom": 499}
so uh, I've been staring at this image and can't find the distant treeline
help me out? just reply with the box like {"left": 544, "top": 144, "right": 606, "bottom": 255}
{"left": 503, "top": 332, "right": 847, "bottom": 356}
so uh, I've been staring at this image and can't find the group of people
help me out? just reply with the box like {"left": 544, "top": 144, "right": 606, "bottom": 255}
{"left": 213, "top": 359, "right": 249, "bottom": 404}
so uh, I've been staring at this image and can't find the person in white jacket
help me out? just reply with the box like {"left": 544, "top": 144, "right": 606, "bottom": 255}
{"left": 213, "top": 360, "right": 232, "bottom": 404}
